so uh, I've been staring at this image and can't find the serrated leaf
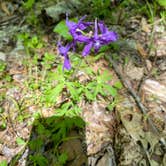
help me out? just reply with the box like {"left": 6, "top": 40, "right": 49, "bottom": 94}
{"left": 53, "top": 20, "right": 72, "bottom": 40}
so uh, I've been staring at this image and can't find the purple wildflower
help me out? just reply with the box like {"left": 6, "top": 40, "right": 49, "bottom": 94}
{"left": 81, "top": 19, "right": 118, "bottom": 56}
{"left": 57, "top": 41, "right": 72, "bottom": 70}
{"left": 66, "top": 15, "right": 91, "bottom": 36}
{"left": 66, "top": 14, "right": 92, "bottom": 44}
{"left": 57, "top": 15, "right": 118, "bottom": 70}
{"left": 98, "top": 21, "right": 118, "bottom": 44}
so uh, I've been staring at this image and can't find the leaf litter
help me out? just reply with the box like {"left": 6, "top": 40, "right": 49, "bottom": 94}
{"left": 0, "top": 0, "right": 166, "bottom": 166}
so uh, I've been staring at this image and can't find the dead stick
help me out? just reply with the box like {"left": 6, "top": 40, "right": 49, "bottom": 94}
{"left": 105, "top": 54, "right": 166, "bottom": 150}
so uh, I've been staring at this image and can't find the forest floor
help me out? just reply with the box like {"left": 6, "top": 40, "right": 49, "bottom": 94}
{"left": 0, "top": 1, "right": 166, "bottom": 166}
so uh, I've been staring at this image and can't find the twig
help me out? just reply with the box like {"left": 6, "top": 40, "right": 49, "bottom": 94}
{"left": 105, "top": 54, "right": 166, "bottom": 151}
{"left": 0, "top": 15, "right": 18, "bottom": 26}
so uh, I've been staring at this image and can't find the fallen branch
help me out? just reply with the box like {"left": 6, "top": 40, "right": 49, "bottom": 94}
{"left": 105, "top": 54, "right": 166, "bottom": 151}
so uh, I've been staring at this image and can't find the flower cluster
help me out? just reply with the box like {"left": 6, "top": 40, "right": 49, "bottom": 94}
{"left": 58, "top": 15, "right": 118, "bottom": 70}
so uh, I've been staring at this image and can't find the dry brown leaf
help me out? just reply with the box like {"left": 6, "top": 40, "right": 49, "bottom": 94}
{"left": 125, "top": 60, "right": 144, "bottom": 80}
{"left": 141, "top": 17, "right": 151, "bottom": 33}
{"left": 136, "top": 42, "right": 148, "bottom": 58}
{"left": 1, "top": 2, "right": 11, "bottom": 16}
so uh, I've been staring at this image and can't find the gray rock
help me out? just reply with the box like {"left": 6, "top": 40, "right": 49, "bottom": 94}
{"left": 142, "top": 79, "right": 166, "bottom": 102}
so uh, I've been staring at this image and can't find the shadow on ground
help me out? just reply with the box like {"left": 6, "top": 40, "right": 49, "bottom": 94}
{"left": 11, "top": 115, "right": 87, "bottom": 166}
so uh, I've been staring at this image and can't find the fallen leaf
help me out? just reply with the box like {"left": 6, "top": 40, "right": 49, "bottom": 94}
{"left": 1, "top": 2, "right": 11, "bottom": 16}
{"left": 141, "top": 17, "right": 151, "bottom": 33}
{"left": 125, "top": 60, "right": 144, "bottom": 80}
{"left": 136, "top": 42, "right": 148, "bottom": 58}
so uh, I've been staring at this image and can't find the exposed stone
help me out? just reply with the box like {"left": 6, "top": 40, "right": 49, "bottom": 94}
{"left": 81, "top": 101, "right": 116, "bottom": 155}
{"left": 142, "top": 79, "right": 166, "bottom": 103}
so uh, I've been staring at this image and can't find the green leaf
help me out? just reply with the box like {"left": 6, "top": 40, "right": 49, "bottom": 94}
{"left": 58, "top": 153, "right": 68, "bottom": 165}
{"left": 67, "top": 83, "right": 80, "bottom": 101}
{"left": 0, "top": 61, "right": 6, "bottom": 72}
{"left": 43, "top": 52, "right": 55, "bottom": 62}
{"left": 157, "top": 0, "right": 166, "bottom": 7}
{"left": 107, "top": 101, "right": 117, "bottom": 111}
{"left": 16, "top": 137, "right": 26, "bottom": 146}
{"left": 23, "top": 0, "right": 35, "bottom": 9}
{"left": 53, "top": 20, "right": 72, "bottom": 40}
{"left": 29, "top": 139, "right": 43, "bottom": 151}
{"left": 45, "top": 83, "right": 64, "bottom": 103}
{"left": 104, "top": 85, "right": 117, "bottom": 97}
{"left": 94, "top": 52, "right": 104, "bottom": 61}
{"left": 97, "top": 84, "right": 106, "bottom": 96}
{"left": 97, "top": 71, "right": 112, "bottom": 83}
{"left": 114, "top": 81, "right": 123, "bottom": 89}
{"left": 55, "top": 102, "right": 73, "bottom": 116}
{"left": 0, "top": 160, "right": 7, "bottom": 166}
{"left": 85, "top": 88, "right": 95, "bottom": 101}
{"left": 29, "top": 154, "right": 48, "bottom": 166}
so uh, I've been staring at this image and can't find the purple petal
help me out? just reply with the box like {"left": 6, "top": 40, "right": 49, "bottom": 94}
{"left": 82, "top": 42, "right": 93, "bottom": 56}
{"left": 58, "top": 41, "right": 72, "bottom": 57}
{"left": 78, "top": 22, "right": 92, "bottom": 30}
{"left": 94, "top": 18, "right": 98, "bottom": 39}
{"left": 66, "top": 14, "right": 76, "bottom": 29}
{"left": 100, "top": 31, "right": 118, "bottom": 43}
{"left": 66, "top": 15, "right": 91, "bottom": 36}
{"left": 98, "top": 21, "right": 108, "bottom": 34}
{"left": 63, "top": 55, "right": 71, "bottom": 70}
{"left": 74, "top": 34, "right": 91, "bottom": 43}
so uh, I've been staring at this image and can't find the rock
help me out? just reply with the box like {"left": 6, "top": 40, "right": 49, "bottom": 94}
{"left": 44, "top": 0, "right": 84, "bottom": 22}
{"left": 1, "top": 146, "right": 23, "bottom": 163}
{"left": 96, "top": 146, "right": 116, "bottom": 166}
{"left": 81, "top": 101, "right": 116, "bottom": 155}
{"left": 0, "top": 52, "right": 6, "bottom": 61}
{"left": 96, "top": 153, "right": 114, "bottom": 166}
{"left": 142, "top": 79, "right": 166, "bottom": 103}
